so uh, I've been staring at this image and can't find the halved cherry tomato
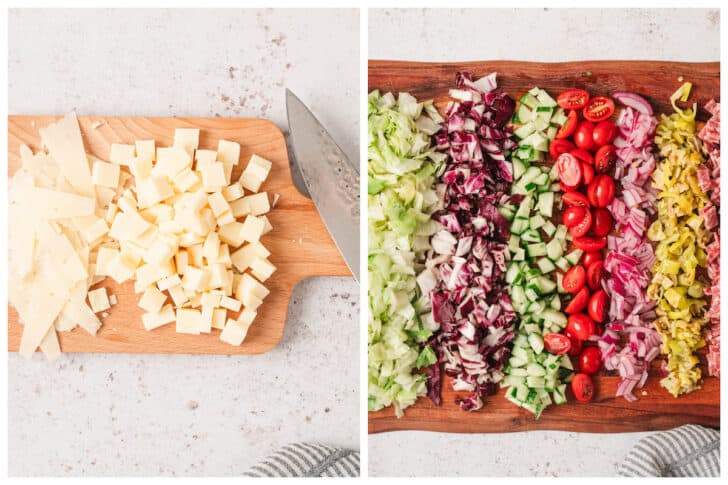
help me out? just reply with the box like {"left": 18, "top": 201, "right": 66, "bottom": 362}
{"left": 594, "top": 144, "right": 616, "bottom": 173}
{"left": 571, "top": 373, "right": 595, "bottom": 402}
{"left": 565, "top": 329, "right": 583, "bottom": 357}
{"left": 582, "top": 251, "right": 602, "bottom": 268}
{"left": 586, "top": 260, "right": 604, "bottom": 291}
{"left": 571, "top": 148, "right": 594, "bottom": 165}
{"left": 582, "top": 161, "right": 595, "bottom": 185}
{"left": 564, "top": 286, "right": 590, "bottom": 314}
{"left": 561, "top": 191, "right": 590, "bottom": 208}
{"left": 569, "top": 209, "right": 592, "bottom": 237}
{"left": 549, "top": 138, "right": 575, "bottom": 160}
{"left": 578, "top": 347, "right": 602, "bottom": 375}
{"left": 591, "top": 208, "right": 613, "bottom": 237}
{"left": 566, "top": 313, "right": 596, "bottom": 341}
{"left": 587, "top": 175, "right": 616, "bottom": 208}
{"left": 588, "top": 290, "right": 608, "bottom": 323}
{"left": 574, "top": 121, "right": 595, "bottom": 150}
{"left": 556, "top": 109, "right": 578, "bottom": 139}
{"left": 573, "top": 236, "right": 607, "bottom": 252}
{"left": 592, "top": 120, "right": 617, "bottom": 146}
{"left": 543, "top": 333, "right": 571, "bottom": 355}
{"left": 562, "top": 265, "right": 586, "bottom": 294}
{"left": 557, "top": 89, "right": 590, "bottom": 110}
{"left": 583, "top": 96, "right": 616, "bottom": 122}
{"left": 563, "top": 206, "right": 586, "bottom": 228}
{"left": 557, "top": 153, "right": 582, "bottom": 187}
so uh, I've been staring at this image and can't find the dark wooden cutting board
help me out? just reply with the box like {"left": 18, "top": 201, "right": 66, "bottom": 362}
{"left": 368, "top": 60, "right": 720, "bottom": 434}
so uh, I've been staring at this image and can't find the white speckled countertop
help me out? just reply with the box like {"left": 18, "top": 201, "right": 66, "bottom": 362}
{"left": 8, "top": 8, "right": 359, "bottom": 477}
{"left": 368, "top": 7, "right": 719, "bottom": 477}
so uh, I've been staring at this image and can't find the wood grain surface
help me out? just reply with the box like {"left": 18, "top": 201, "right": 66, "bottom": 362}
{"left": 8, "top": 115, "right": 351, "bottom": 355}
{"left": 368, "top": 60, "right": 720, "bottom": 433}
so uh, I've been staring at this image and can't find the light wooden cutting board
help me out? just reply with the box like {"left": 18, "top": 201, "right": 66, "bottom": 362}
{"left": 8, "top": 115, "right": 351, "bottom": 354}
{"left": 368, "top": 60, "right": 720, "bottom": 433}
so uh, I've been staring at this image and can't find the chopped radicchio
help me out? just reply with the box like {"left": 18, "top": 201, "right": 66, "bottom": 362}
{"left": 423, "top": 72, "right": 517, "bottom": 411}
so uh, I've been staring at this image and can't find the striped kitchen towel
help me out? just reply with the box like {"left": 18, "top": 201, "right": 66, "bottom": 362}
{"left": 617, "top": 425, "right": 720, "bottom": 477}
{"left": 244, "top": 442, "right": 360, "bottom": 477}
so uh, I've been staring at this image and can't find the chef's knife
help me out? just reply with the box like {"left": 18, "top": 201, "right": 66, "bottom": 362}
{"left": 285, "top": 89, "right": 360, "bottom": 282}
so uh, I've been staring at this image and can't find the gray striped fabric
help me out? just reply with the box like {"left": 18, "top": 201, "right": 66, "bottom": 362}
{"left": 244, "top": 442, "right": 360, "bottom": 477}
{"left": 617, "top": 425, "right": 720, "bottom": 477}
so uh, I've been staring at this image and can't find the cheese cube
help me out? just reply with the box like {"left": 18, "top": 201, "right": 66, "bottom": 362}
{"left": 178, "top": 231, "right": 205, "bottom": 247}
{"left": 144, "top": 236, "right": 178, "bottom": 265}
{"left": 201, "top": 292, "right": 221, "bottom": 308}
{"left": 109, "top": 211, "right": 152, "bottom": 241}
{"left": 237, "top": 307, "right": 257, "bottom": 327}
{"left": 175, "top": 250, "right": 189, "bottom": 274}
{"left": 240, "top": 215, "right": 265, "bottom": 243}
{"left": 142, "top": 304, "right": 176, "bottom": 331}
{"left": 239, "top": 171, "right": 263, "bottom": 194}
{"left": 95, "top": 186, "right": 116, "bottom": 209}
{"left": 141, "top": 204, "right": 174, "bottom": 225}
{"left": 107, "top": 254, "right": 137, "bottom": 283}
{"left": 110, "top": 143, "right": 135, "bottom": 165}
{"left": 187, "top": 244, "right": 204, "bottom": 267}
{"left": 104, "top": 203, "right": 118, "bottom": 224}
{"left": 216, "top": 243, "right": 232, "bottom": 266}
{"left": 211, "top": 308, "right": 227, "bottom": 330}
{"left": 130, "top": 157, "right": 153, "bottom": 179}
{"left": 139, "top": 286, "right": 167, "bottom": 313}
{"left": 173, "top": 168, "right": 200, "bottom": 193}
{"left": 208, "top": 192, "right": 231, "bottom": 217}
{"left": 230, "top": 197, "right": 251, "bottom": 218}
{"left": 261, "top": 215, "right": 273, "bottom": 235}
{"left": 272, "top": 193, "right": 280, "bottom": 207}
{"left": 250, "top": 257, "right": 276, "bottom": 282}
{"left": 135, "top": 140, "right": 156, "bottom": 163}
{"left": 207, "top": 263, "right": 228, "bottom": 288}
{"left": 248, "top": 154, "right": 273, "bottom": 179}
{"left": 182, "top": 266, "right": 209, "bottom": 291}
{"left": 195, "top": 149, "right": 217, "bottom": 168}
{"left": 157, "top": 274, "right": 182, "bottom": 291}
{"left": 219, "top": 295, "right": 242, "bottom": 312}
{"left": 95, "top": 246, "right": 120, "bottom": 275}
{"left": 134, "top": 263, "right": 162, "bottom": 293}
{"left": 176, "top": 308, "right": 202, "bottom": 334}
{"left": 173, "top": 128, "right": 199, "bottom": 156}
{"left": 138, "top": 177, "right": 175, "bottom": 207}
{"left": 218, "top": 221, "right": 246, "bottom": 247}
{"left": 82, "top": 218, "right": 109, "bottom": 243}
{"left": 92, "top": 160, "right": 121, "bottom": 188}
{"left": 202, "top": 232, "right": 220, "bottom": 262}
{"left": 216, "top": 211, "right": 236, "bottom": 226}
{"left": 155, "top": 146, "right": 193, "bottom": 178}
{"left": 168, "top": 285, "right": 188, "bottom": 307}
{"left": 200, "top": 161, "right": 227, "bottom": 189}
{"left": 220, "top": 318, "right": 250, "bottom": 346}
{"left": 133, "top": 226, "right": 159, "bottom": 249}
{"left": 222, "top": 183, "right": 244, "bottom": 202}
{"left": 199, "top": 306, "right": 213, "bottom": 333}
{"left": 217, "top": 140, "right": 240, "bottom": 165}
{"left": 241, "top": 192, "right": 270, "bottom": 216}
{"left": 88, "top": 288, "right": 111, "bottom": 313}
{"left": 235, "top": 273, "right": 269, "bottom": 307}
{"left": 118, "top": 195, "right": 137, "bottom": 214}
{"left": 230, "top": 242, "right": 270, "bottom": 272}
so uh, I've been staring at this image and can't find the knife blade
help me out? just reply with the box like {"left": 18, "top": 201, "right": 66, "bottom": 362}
{"left": 285, "top": 89, "right": 360, "bottom": 282}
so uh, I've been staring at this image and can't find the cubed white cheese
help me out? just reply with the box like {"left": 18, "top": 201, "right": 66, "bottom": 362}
{"left": 142, "top": 304, "right": 175, "bottom": 331}
{"left": 208, "top": 192, "right": 231, "bottom": 217}
{"left": 241, "top": 192, "right": 270, "bottom": 216}
{"left": 88, "top": 287, "right": 111, "bottom": 313}
{"left": 175, "top": 250, "right": 189, "bottom": 274}
{"left": 109, "top": 143, "right": 135, "bottom": 165}
{"left": 168, "top": 285, "right": 188, "bottom": 307}
{"left": 218, "top": 221, "right": 246, "bottom": 247}
{"left": 173, "top": 168, "right": 200, "bottom": 193}
{"left": 173, "top": 128, "right": 199, "bottom": 156}
{"left": 200, "top": 161, "right": 227, "bottom": 189}
{"left": 222, "top": 183, "right": 244, "bottom": 202}
{"left": 220, "top": 318, "right": 249, "bottom": 346}
{"left": 139, "top": 286, "right": 167, "bottom": 313}
{"left": 109, "top": 210, "right": 152, "bottom": 241}
{"left": 92, "top": 160, "right": 121, "bottom": 188}
{"left": 219, "top": 295, "right": 242, "bottom": 312}
{"left": 216, "top": 211, "right": 236, "bottom": 226}
{"left": 130, "top": 157, "right": 153, "bottom": 179}
{"left": 239, "top": 215, "right": 266, "bottom": 243}
{"left": 202, "top": 231, "right": 220, "bottom": 262}
{"left": 176, "top": 308, "right": 202, "bottom": 334}
{"left": 82, "top": 218, "right": 109, "bottom": 243}
{"left": 229, "top": 197, "right": 251, "bottom": 218}
{"left": 250, "top": 257, "right": 276, "bottom": 282}
{"left": 157, "top": 273, "right": 182, "bottom": 291}
{"left": 216, "top": 139, "right": 240, "bottom": 165}
{"left": 211, "top": 308, "right": 227, "bottom": 330}
{"left": 194, "top": 149, "right": 217, "bottom": 168}
{"left": 154, "top": 146, "right": 192, "bottom": 178}
{"left": 135, "top": 140, "right": 156, "bottom": 163}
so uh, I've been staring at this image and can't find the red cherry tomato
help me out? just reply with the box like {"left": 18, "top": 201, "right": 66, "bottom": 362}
{"left": 587, "top": 175, "right": 616, "bottom": 208}
{"left": 566, "top": 329, "right": 583, "bottom": 357}
{"left": 564, "top": 286, "right": 590, "bottom": 314}
{"left": 563, "top": 206, "right": 586, "bottom": 228}
{"left": 562, "top": 265, "right": 586, "bottom": 294}
{"left": 549, "top": 138, "right": 576, "bottom": 160}
{"left": 571, "top": 373, "right": 595, "bottom": 402}
{"left": 566, "top": 313, "right": 596, "bottom": 341}
{"left": 569, "top": 209, "right": 592, "bottom": 237}
{"left": 573, "top": 236, "right": 607, "bottom": 252}
{"left": 592, "top": 120, "right": 617, "bottom": 146}
{"left": 583, "top": 96, "right": 616, "bottom": 122}
{"left": 556, "top": 110, "right": 578, "bottom": 139}
{"left": 578, "top": 347, "right": 602, "bottom": 375}
{"left": 594, "top": 144, "right": 616, "bottom": 173}
{"left": 588, "top": 290, "right": 608, "bottom": 323}
{"left": 581, "top": 161, "right": 595, "bottom": 185}
{"left": 586, "top": 260, "right": 604, "bottom": 291}
{"left": 591, "top": 208, "right": 613, "bottom": 237}
{"left": 557, "top": 153, "right": 583, "bottom": 188}
{"left": 543, "top": 333, "right": 572, "bottom": 355}
{"left": 557, "top": 89, "right": 590, "bottom": 110}
{"left": 571, "top": 148, "right": 594, "bottom": 165}
{"left": 561, "top": 191, "right": 590, "bottom": 208}
{"left": 574, "top": 121, "right": 595, "bottom": 150}
{"left": 582, "top": 251, "right": 602, "bottom": 268}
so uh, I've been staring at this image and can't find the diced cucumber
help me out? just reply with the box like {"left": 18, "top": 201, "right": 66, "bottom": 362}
{"left": 534, "top": 276, "right": 556, "bottom": 294}
{"left": 541, "top": 309, "right": 567, "bottom": 327}
{"left": 528, "top": 334, "right": 544, "bottom": 354}
{"left": 553, "top": 384, "right": 567, "bottom": 404}
{"left": 510, "top": 218, "right": 528, "bottom": 235}
{"left": 564, "top": 249, "right": 584, "bottom": 266}
{"left": 537, "top": 192, "right": 554, "bottom": 217}
{"left": 550, "top": 294, "right": 561, "bottom": 311}
{"left": 513, "top": 248, "right": 525, "bottom": 261}
{"left": 509, "top": 367, "right": 528, "bottom": 377}
{"left": 545, "top": 239, "right": 563, "bottom": 261}
{"left": 525, "top": 287, "right": 540, "bottom": 302}
{"left": 542, "top": 221, "right": 556, "bottom": 237}
{"left": 505, "top": 263, "right": 521, "bottom": 285}
{"left": 520, "top": 93, "right": 539, "bottom": 109}
{"left": 537, "top": 257, "right": 555, "bottom": 274}
{"left": 512, "top": 157, "right": 527, "bottom": 180}
{"left": 560, "top": 354, "right": 574, "bottom": 370}
{"left": 508, "top": 235, "right": 521, "bottom": 254}
{"left": 526, "top": 243, "right": 547, "bottom": 258}
{"left": 555, "top": 256, "right": 570, "bottom": 272}
{"left": 521, "top": 229, "right": 541, "bottom": 243}
{"left": 546, "top": 125, "right": 557, "bottom": 140}
{"left": 521, "top": 132, "right": 548, "bottom": 152}
{"left": 514, "top": 122, "right": 536, "bottom": 140}
{"left": 526, "top": 376, "right": 545, "bottom": 388}
{"left": 536, "top": 89, "right": 557, "bottom": 108}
